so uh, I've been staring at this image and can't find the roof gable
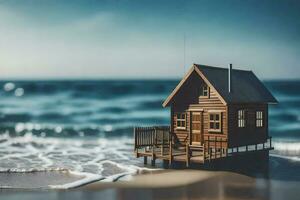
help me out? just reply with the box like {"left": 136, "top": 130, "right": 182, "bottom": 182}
{"left": 162, "top": 65, "right": 226, "bottom": 107}
{"left": 163, "top": 64, "right": 278, "bottom": 107}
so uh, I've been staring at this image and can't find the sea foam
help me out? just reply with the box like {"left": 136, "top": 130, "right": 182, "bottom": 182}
{"left": 0, "top": 133, "right": 158, "bottom": 189}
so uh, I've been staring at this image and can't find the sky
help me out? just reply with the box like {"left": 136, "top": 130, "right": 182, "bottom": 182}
{"left": 0, "top": 0, "right": 299, "bottom": 79}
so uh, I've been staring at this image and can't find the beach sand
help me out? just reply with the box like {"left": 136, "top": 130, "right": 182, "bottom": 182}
{"left": 82, "top": 170, "right": 300, "bottom": 200}
{"left": 1, "top": 170, "right": 300, "bottom": 200}
{"left": 0, "top": 171, "right": 85, "bottom": 190}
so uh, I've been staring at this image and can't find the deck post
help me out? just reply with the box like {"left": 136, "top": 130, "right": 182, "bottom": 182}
{"left": 154, "top": 127, "right": 157, "bottom": 146}
{"left": 208, "top": 136, "right": 211, "bottom": 161}
{"left": 169, "top": 134, "right": 173, "bottom": 167}
{"left": 246, "top": 145, "right": 248, "bottom": 152}
{"left": 203, "top": 139, "right": 206, "bottom": 160}
{"left": 214, "top": 136, "right": 217, "bottom": 159}
{"left": 255, "top": 144, "right": 257, "bottom": 151}
{"left": 186, "top": 143, "right": 190, "bottom": 167}
{"left": 161, "top": 129, "right": 164, "bottom": 156}
{"left": 263, "top": 142, "right": 265, "bottom": 149}
{"left": 134, "top": 127, "right": 137, "bottom": 150}
{"left": 151, "top": 156, "right": 156, "bottom": 166}
{"left": 144, "top": 156, "right": 147, "bottom": 164}
{"left": 270, "top": 137, "right": 272, "bottom": 148}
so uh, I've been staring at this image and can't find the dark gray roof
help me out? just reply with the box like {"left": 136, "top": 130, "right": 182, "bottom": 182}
{"left": 195, "top": 64, "right": 278, "bottom": 104}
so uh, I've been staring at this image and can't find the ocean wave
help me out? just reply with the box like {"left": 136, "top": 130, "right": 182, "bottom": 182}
{"left": 273, "top": 141, "right": 300, "bottom": 151}
{"left": 272, "top": 141, "right": 300, "bottom": 159}
{"left": 270, "top": 154, "right": 300, "bottom": 162}
{"left": 0, "top": 113, "right": 32, "bottom": 123}
{"left": 0, "top": 133, "right": 158, "bottom": 189}
{"left": 265, "top": 80, "right": 300, "bottom": 96}
{"left": 49, "top": 171, "right": 104, "bottom": 189}
{"left": 0, "top": 167, "right": 68, "bottom": 173}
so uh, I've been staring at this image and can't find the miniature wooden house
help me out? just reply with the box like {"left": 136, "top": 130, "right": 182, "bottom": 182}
{"left": 134, "top": 64, "right": 277, "bottom": 167}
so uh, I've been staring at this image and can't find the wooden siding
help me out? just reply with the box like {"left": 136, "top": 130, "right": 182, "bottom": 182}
{"left": 227, "top": 104, "right": 268, "bottom": 147}
{"left": 169, "top": 70, "right": 269, "bottom": 149}
{"left": 170, "top": 71, "right": 227, "bottom": 147}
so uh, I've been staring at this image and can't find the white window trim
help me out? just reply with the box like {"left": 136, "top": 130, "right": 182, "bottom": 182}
{"left": 238, "top": 110, "right": 246, "bottom": 128}
{"left": 208, "top": 112, "right": 222, "bottom": 133}
{"left": 176, "top": 113, "right": 186, "bottom": 130}
{"left": 200, "top": 85, "right": 210, "bottom": 98}
{"left": 256, "top": 111, "right": 264, "bottom": 127}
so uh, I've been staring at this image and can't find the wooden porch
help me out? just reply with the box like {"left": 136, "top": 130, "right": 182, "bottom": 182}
{"left": 134, "top": 126, "right": 273, "bottom": 167}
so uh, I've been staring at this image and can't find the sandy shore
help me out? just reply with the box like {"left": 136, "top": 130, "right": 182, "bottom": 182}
{"left": 1, "top": 170, "right": 300, "bottom": 200}
{"left": 81, "top": 170, "right": 300, "bottom": 200}
{"left": 0, "top": 171, "right": 86, "bottom": 190}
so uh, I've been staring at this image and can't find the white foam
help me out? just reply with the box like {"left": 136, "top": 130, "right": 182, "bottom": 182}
{"left": 49, "top": 171, "right": 104, "bottom": 189}
{"left": 270, "top": 154, "right": 300, "bottom": 162}
{"left": 272, "top": 141, "right": 300, "bottom": 157}
{"left": 0, "top": 133, "right": 157, "bottom": 189}
{"left": 14, "top": 88, "right": 24, "bottom": 97}
{"left": 273, "top": 142, "right": 300, "bottom": 151}
{"left": 3, "top": 82, "right": 15, "bottom": 92}
{"left": 0, "top": 167, "right": 68, "bottom": 173}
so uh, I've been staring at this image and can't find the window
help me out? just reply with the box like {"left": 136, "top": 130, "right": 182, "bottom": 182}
{"left": 238, "top": 110, "right": 245, "bottom": 127}
{"left": 176, "top": 113, "right": 186, "bottom": 129}
{"left": 209, "top": 113, "right": 221, "bottom": 132}
{"left": 201, "top": 85, "right": 209, "bottom": 97}
{"left": 256, "top": 111, "right": 263, "bottom": 127}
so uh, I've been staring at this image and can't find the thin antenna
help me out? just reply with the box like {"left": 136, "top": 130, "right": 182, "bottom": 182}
{"left": 183, "top": 33, "right": 186, "bottom": 74}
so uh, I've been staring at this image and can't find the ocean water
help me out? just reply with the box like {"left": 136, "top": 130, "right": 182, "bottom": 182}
{"left": 0, "top": 80, "right": 299, "bottom": 188}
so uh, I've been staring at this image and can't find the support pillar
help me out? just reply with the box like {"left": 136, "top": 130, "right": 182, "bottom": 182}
{"left": 151, "top": 158, "right": 156, "bottom": 166}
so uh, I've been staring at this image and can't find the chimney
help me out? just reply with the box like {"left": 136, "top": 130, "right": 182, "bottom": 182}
{"left": 228, "top": 63, "right": 232, "bottom": 93}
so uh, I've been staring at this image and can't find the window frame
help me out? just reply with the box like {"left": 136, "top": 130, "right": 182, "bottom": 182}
{"left": 238, "top": 109, "right": 246, "bottom": 128}
{"left": 256, "top": 111, "right": 263, "bottom": 127}
{"left": 176, "top": 113, "right": 186, "bottom": 130}
{"left": 200, "top": 85, "right": 209, "bottom": 97}
{"left": 208, "top": 112, "right": 222, "bottom": 133}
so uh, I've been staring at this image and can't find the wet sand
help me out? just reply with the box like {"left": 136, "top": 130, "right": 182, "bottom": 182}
{"left": 0, "top": 171, "right": 85, "bottom": 190}
{"left": 1, "top": 170, "right": 300, "bottom": 200}
{"left": 83, "top": 170, "right": 300, "bottom": 200}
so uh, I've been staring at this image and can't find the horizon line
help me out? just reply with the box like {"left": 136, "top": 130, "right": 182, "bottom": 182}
{"left": 0, "top": 77, "right": 299, "bottom": 82}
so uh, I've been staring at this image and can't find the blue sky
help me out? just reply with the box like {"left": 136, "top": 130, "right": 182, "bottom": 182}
{"left": 0, "top": 0, "right": 299, "bottom": 79}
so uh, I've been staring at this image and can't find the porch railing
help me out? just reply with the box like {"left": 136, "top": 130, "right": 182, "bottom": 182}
{"left": 134, "top": 126, "right": 171, "bottom": 149}
{"left": 134, "top": 126, "right": 273, "bottom": 166}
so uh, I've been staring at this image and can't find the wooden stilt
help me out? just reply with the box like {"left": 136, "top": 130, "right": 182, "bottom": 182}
{"left": 144, "top": 156, "right": 147, "bottom": 164}
{"left": 163, "top": 160, "right": 169, "bottom": 168}
{"left": 186, "top": 143, "right": 190, "bottom": 167}
{"left": 161, "top": 130, "right": 164, "bottom": 156}
{"left": 151, "top": 158, "right": 156, "bottom": 166}
{"left": 169, "top": 135, "right": 173, "bottom": 167}
{"left": 214, "top": 136, "right": 217, "bottom": 159}
{"left": 208, "top": 136, "right": 211, "bottom": 162}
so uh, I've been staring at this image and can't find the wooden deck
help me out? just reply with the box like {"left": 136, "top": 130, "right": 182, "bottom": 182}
{"left": 134, "top": 126, "right": 273, "bottom": 167}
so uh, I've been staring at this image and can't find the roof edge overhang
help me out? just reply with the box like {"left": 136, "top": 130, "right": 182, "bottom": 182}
{"left": 162, "top": 64, "right": 227, "bottom": 107}
{"left": 226, "top": 101, "right": 278, "bottom": 105}
{"left": 162, "top": 64, "right": 196, "bottom": 107}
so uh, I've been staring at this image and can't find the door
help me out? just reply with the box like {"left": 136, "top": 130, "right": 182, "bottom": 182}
{"left": 191, "top": 112, "right": 202, "bottom": 145}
